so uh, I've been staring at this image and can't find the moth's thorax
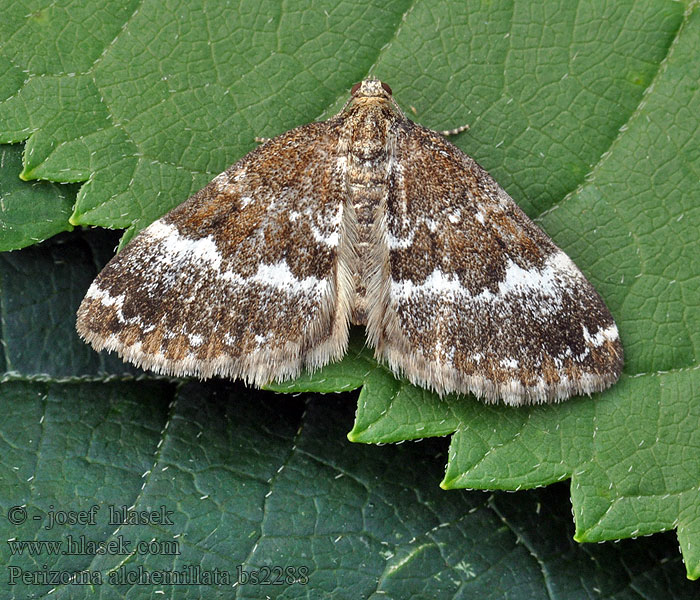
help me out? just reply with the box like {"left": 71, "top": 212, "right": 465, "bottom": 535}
{"left": 338, "top": 100, "right": 403, "bottom": 324}
{"left": 342, "top": 101, "right": 399, "bottom": 170}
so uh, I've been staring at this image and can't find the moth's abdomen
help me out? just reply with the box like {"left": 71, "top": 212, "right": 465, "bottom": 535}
{"left": 343, "top": 135, "right": 393, "bottom": 324}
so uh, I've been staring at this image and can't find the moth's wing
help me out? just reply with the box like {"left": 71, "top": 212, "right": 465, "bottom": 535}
{"left": 370, "top": 124, "right": 623, "bottom": 405}
{"left": 77, "top": 121, "right": 352, "bottom": 384}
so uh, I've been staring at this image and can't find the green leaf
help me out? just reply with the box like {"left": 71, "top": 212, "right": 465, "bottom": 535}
{"left": 1, "top": 0, "right": 699, "bottom": 586}
{"left": 0, "top": 144, "right": 78, "bottom": 250}
{"left": 1, "top": 380, "right": 697, "bottom": 598}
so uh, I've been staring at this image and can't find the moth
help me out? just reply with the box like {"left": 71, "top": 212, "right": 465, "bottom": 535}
{"left": 77, "top": 78, "right": 623, "bottom": 405}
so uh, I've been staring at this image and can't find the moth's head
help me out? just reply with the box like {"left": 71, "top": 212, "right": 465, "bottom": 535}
{"left": 350, "top": 78, "right": 393, "bottom": 100}
{"left": 341, "top": 78, "right": 401, "bottom": 117}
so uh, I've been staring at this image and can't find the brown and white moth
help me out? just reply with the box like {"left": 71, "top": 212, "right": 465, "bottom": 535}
{"left": 76, "top": 78, "right": 623, "bottom": 405}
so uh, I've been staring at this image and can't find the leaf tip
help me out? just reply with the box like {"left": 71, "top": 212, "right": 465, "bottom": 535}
{"left": 440, "top": 475, "right": 458, "bottom": 490}
{"left": 685, "top": 562, "right": 700, "bottom": 581}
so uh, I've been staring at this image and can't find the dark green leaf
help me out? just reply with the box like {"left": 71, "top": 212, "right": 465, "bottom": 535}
{"left": 0, "top": 381, "right": 696, "bottom": 598}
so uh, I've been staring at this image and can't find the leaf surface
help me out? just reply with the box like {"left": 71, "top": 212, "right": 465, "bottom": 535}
{"left": 0, "top": 0, "right": 698, "bottom": 583}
